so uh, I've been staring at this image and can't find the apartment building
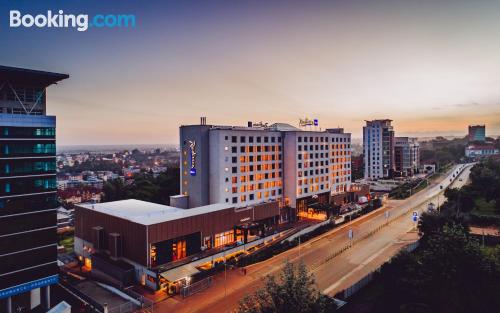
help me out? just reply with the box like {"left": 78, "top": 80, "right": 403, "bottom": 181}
{"left": 0, "top": 66, "right": 68, "bottom": 313}
{"left": 363, "top": 119, "right": 395, "bottom": 179}
{"left": 394, "top": 137, "right": 420, "bottom": 176}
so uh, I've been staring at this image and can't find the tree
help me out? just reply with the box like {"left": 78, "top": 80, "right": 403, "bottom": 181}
{"left": 102, "top": 178, "right": 129, "bottom": 202}
{"left": 238, "top": 261, "right": 337, "bottom": 313}
{"left": 101, "top": 167, "right": 180, "bottom": 205}
{"left": 375, "top": 224, "right": 499, "bottom": 313}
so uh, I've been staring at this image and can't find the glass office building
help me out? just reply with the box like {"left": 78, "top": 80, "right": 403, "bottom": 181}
{"left": 0, "top": 66, "right": 68, "bottom": 313}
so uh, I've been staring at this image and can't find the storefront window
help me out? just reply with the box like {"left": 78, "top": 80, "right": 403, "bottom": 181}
{"left": 172, "top": 239, "right": 186, "bottom": 261}
{"left": 214, "top": 230, "right": 234, "bottom": 248}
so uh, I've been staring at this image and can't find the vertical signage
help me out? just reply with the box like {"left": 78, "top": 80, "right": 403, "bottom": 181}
{"left": 188, "top": 140, "right": 197, "bottom": 176}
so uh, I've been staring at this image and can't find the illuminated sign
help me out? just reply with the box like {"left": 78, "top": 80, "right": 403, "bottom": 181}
{"left": 299, "top": 118, "right": 319, "bottom": 127}
{"left": 299, "top": 118, "right": 315, "bottom": 127}
{"left": 0, "top": 275, "right": 58, "bottom": 299}
{"left": 188, "top": 140, "right": 197, "bottom": 176}
{"left": 252, "top": 121, "right": 269, "bottom": 128}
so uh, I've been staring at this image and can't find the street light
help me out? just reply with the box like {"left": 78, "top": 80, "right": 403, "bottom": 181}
{"left": 223, "top": 250, "right": 227, "bottom": 310}
{"left": 298, "top": 236, "right": 301, "bottom": 258}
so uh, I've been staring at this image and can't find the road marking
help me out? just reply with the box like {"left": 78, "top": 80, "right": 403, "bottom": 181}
{"left": 321, "top": 240, "right": 395, "bottom": 295}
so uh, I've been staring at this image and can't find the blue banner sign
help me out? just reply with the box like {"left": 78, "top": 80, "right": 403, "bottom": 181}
{"left": 0, "top": 275, "right": 58, "bottom": 299}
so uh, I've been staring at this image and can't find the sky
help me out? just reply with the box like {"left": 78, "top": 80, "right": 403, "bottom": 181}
{"left": 1, "top": 0, "right": 499, "bottom": 145}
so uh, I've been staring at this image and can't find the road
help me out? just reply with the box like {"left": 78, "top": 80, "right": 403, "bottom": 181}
{"left": 154, "top": 163, "right": 473, "bottom": 313}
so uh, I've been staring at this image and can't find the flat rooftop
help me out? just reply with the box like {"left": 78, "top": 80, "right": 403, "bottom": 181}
{"left": 182, "top": 122, "right": 350, "bottom": 134}
{"left": 79, "top": 199, "right": 234, "bottom": 225}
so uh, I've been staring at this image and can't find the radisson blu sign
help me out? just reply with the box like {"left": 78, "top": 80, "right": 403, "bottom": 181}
{"left": 188, "top": 140, "right": 197, "bottom": 176}
{"left": 0, "top": 275, "right": 58, "bottom": 299}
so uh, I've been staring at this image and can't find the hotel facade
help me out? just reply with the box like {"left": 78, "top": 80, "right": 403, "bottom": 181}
{"left": 74, "top": 118, "right": 354, "bottom": 293}
{"left": 177, "top": 120, "right": 352, "bottom": 221}
{"left": 0, "top": 66, "right": 68, "bottom": 313}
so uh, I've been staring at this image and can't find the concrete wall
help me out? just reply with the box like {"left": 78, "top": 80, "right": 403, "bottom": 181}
{"left": 180, "top": 125, "right": 211, "bottom": 208}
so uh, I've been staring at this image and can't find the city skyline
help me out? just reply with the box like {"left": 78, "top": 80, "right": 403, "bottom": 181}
{"left": 1, "top": 0, "right": 500, "bottom": 145}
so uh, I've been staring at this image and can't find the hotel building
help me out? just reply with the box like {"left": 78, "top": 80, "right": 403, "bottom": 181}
{"left": 177, "top": 120, "right": 352, "bottom": 221}
{"left": 74, "top": 119, "right": 353, "bottom": 292}
{"left": 363, "top": 119, "right": 395, "bottom": 180}
{"left": 0, "top": 66, "right": 68, "bottom": 313}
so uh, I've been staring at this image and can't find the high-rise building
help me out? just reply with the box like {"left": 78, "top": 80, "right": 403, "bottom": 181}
{"left": 177, "top": 119, "right": 351, "bottom": 222}
{"left": 468, "top": 125, "right": 486, "bottom": 142}
{"left": 363, "top": 119, "right": 395, "bottom": 180}
{"left": 0, "top": 66, "right": 68, "bottom": 313}
{"left": 394, "top": 137, "right": 420, "bottom": 176}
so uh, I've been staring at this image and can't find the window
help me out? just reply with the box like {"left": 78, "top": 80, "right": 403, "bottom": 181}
{"left": 215, "top": 231, "right": 234, "bottom": 247}
{"left": 232, "top": 136, "right": 237, "bottom": 143}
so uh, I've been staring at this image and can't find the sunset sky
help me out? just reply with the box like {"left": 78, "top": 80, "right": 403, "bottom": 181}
{"left": 1, "top": 0, "right": 499, "bottom": 145}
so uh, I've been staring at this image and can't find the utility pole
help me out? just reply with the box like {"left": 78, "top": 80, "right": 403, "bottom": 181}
{"left": 224, "top": 250, "right": 227, "bottom": 312}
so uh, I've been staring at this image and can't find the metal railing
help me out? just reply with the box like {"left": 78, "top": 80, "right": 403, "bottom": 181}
{"left": 180, "top": 277, "right": 213, "bottom": 298}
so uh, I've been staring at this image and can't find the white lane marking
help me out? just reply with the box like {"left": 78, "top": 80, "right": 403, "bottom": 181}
{"left": 322, "top": 241, "right": 394, "bottom": 295}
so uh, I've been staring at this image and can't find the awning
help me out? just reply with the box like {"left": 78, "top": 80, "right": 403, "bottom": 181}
{"left": 160, "top": 265, "right": 200, "bottom": 282}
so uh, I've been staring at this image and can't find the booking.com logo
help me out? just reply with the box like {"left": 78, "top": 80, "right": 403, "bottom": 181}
{"left": 9, "top": 10, "right": 136, "bottom": 31}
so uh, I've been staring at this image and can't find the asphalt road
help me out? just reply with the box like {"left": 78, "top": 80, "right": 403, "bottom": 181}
{"left": 155, "top": 163, "right": 474, "bottom": 313}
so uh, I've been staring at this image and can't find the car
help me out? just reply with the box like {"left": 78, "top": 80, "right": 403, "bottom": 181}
{"left": 459, "top": 178, "right": 463, "bottom": 181}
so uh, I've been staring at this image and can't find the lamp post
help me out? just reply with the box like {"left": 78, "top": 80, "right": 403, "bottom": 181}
{"left": 224, "top": 250, "right": 228, "bottom": 312}
{"left": 298, "top": 236, "right": 301, "bottom": 258}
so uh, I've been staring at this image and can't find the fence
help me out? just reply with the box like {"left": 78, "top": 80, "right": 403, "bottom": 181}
{"left": 107, "top": 288, "right": 154, "bottom": 313}
{"left": 108, "top": 302, "right": 136, "bottom": 313}
{"left": 286, "top": 219, "right": 332, "bottom": 242}
{"left": 180, "top": 276, "right": 213, "bottom": 298}
{"left": 59, "top": 280, "right": 104, "bottom": 313}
